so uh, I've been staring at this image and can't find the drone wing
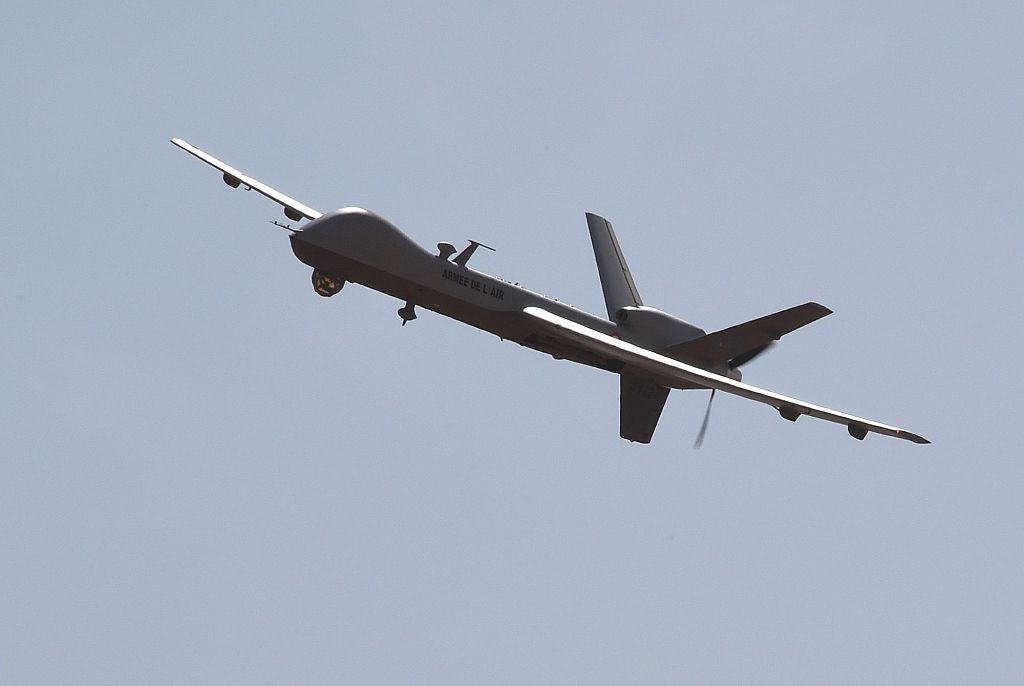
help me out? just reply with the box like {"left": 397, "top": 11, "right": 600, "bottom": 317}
{"left": 523, "top": 306, "right": 928, "bottom": 444}
{"left": 171, "top": 138, "right": 322, "bottom": 221}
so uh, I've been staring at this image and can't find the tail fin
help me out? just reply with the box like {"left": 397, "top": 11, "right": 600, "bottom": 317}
{"left": 620, "top": 374, "right": 670, "bottom": 443}
{"left": 661, "top": 303, "right": 833, "bottom": 367}
{"left": 587, "top": 213, "right": 642, "bottom": 320}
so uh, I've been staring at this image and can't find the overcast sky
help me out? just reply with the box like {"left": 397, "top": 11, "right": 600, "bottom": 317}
{"left": 2, "top": 2, "right": 1022, "bottom": 683}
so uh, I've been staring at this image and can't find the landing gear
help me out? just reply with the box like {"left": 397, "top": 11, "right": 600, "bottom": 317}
{"left": 398, "top": 301, "right": 417, "bottom": 326}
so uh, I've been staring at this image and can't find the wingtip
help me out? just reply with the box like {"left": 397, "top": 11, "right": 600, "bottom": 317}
{"left": 902, "top": 431, "right": 930, "bottom": 444}
{"left": 809, "top": 302, "right": 833, "bottom": 316}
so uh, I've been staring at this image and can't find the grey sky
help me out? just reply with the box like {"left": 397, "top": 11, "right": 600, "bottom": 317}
{"left": 2, "top": 2, "right": 1021, "bottom": 683}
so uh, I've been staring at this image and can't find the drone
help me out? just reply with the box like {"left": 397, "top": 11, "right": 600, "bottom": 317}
{"left": 172, "top": 139, "right": 928, "bottom": 446}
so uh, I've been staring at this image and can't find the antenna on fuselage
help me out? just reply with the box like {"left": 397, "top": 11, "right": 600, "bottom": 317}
{"left": 453, "top": 240, "right": 495, "bottom": 267}
{"left": 269, "top": 220, "right": 301, "bottom": 233}
{"left": 437, "top": 242, "right": 457, "bottom": 260}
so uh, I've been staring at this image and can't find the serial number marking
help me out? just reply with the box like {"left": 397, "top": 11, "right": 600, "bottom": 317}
{"left": 441, "top": 268, "right": 504, "bottom": 301}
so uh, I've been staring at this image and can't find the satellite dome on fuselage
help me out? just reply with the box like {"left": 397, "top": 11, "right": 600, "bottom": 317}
{"left": 293, "top": 207, "right": 431, "bottom": 268}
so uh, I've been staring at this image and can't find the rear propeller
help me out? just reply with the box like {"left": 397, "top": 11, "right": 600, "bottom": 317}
{"left": 694, "top": 389, "right": 716, "bottom": 449}
{"left": 692, "top": 342, "right": 777, "bottom": 449}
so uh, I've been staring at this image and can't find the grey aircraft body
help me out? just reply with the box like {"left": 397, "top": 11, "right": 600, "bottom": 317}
{"left": 172, "top": 139, "right": 928, "bottom": 445}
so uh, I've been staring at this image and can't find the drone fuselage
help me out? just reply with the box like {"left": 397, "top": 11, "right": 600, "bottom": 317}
{"left": 289, "top": 207, "right": 684, "bottom": 381}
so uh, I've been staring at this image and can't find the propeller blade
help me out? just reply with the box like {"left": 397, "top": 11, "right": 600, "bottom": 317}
{"left": 694, "top": 388, "right": 716, "bottom": 449}
{"left": 728, "top": 341, "right": 776, "bottom": 369}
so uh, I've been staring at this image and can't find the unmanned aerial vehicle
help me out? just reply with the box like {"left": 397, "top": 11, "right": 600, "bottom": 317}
{"left": 172, "top": 139, "right": 928, "bottom": 446}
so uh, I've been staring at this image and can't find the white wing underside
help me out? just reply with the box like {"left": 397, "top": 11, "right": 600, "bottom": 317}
{"left": 523, "top": 306, "right": 928, "bottom": 444}
{"left": 171, "top": 138, "right": 322, "bottom": 221}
